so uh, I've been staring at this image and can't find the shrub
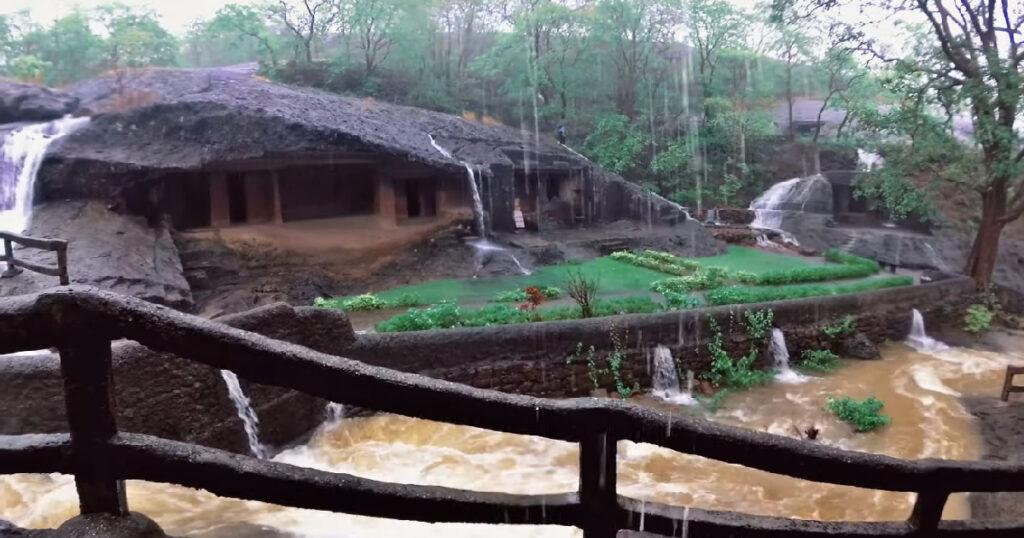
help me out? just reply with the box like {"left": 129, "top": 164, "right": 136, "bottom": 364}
{"left": 567, "top": 269, "right": 599, "bottom": 318}
{"left": 702, "top": 318, "right": 773, "bottom": 390}
{"left": 706, "top": 276, "right": 913, "bottom": 306}
{"left": 316, "top": 293, "right": 422, "bottom": 311}
{"left": 389, "top": 293, "right": 425, "bottom": 308}
{"left": 376, "top": 302, "right": 462, "bottom": 332}
{"left": 540, "top": 286, "right": 563, "bottom": 299}
{"left": 827, "top": 396, "right": 891, "bottom": 433}
{"left": 662, "top": 291, "right": 702, "bottom": 310}
{"left": 744, "top": 309, "right": 775, "bottom": 341}
{"left": 822, "top": 315, "right": 856, "bottom": 339}
{"left": 492, "top": 289, "right": 529, "bottom": 303}
{"left": 342, "top": 294, "right": 388, "bottom": 311}
{"left": 734, "top": 249, "right": 881, "bottom": 286}
{"left": 963, "top": 304, "right": 994, "bottom": 336}
{"left": 651, "top": 267, "right": 726, "bottom": 294}
{"left": 798, "top": 349, "right": 842, "bottom": 372}
{"left": 593, "top": 297, "right": 661, "bottom": 316}
{"left": 610, "top": 250, "right": 700, "bottom": 276}
{"left": 462, "top": 304, "right": 532, "bottom": 327}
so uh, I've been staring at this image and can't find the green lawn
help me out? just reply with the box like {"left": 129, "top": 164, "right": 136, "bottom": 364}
{"left": 365, "top": 246, "right": 821, "bottom": 306}
{"left": 372, "top": 256, "right": 669, "bottom": 305}
{"left": 693, "top": 246, "right": 816, "bottom": 275}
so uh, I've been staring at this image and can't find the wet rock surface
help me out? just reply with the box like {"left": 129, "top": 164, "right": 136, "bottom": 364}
{"left": 56, "top": 513, "right": 165, "bottom": 538}
{"left": 837, "top": 332, "right": 880, "bottom": 360}
{"left": 0, "top": 200, "right": 192, "bottom": 309}
{"left": 0, "top": 81, "right": 79, "bottom": 124}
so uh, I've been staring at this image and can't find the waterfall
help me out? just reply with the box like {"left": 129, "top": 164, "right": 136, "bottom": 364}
{"left": 0, "top": 116, "right": 90, "bottom": 233}
{"left": 651, "top": 345, "right": 697, "bottom": 405}
{"left": 857, "top": 149, "right": 885, "bottom": 171}
{"left": 906, "top": 309, "right": 950, "bottom": 353}
{"left": 771, "top": 329, "right": 807, "bottom": 384}
{"left": 428, "top": 134, "right": 487, "bottom": 237}
{"left": 325, "top": 402, "right": 345, "bottom": 424}
{"left": 468, "top": 237, "right": 531, "bottom": 276}
{"left": 748, "top": 175, "right": 830, "bottom": 246}
{"left": 219, "top": 370, "right": 267, "bottom": 459}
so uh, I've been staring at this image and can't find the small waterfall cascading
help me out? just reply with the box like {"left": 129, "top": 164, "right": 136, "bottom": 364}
{"left": 325, "top": 402, "right": 345, "bottom": 424}
{"left": 748, "top": 175, "right": 830, "bottom": 246}
{"left": 468, "top": 237, "right": 531, "bottom": 276}
{"left": 857, "top": 149, "right": 885, "bottom": 171}
{"left": 0, "top": 116, "right": 90, "bottom": 233}
{"left": 906, "top": 309, "right": 950, "bottom": 353}
{"left": 651, "top": 345, "right": 697, "bottom": 405}
{"left": 219, "top": 370, "right": 268, "bottom": 459}
{"left": 770, "top": 329, "right": 807, "bottom": 384}
{"left": 428, "top": 134, "right": 487, "bottom": 237}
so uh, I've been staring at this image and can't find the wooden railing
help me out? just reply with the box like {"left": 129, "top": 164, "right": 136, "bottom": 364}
{"left": 2, "top": 287, "right": 1024, "bottom": 537}
{"left": 0, "top": 231, "right": 69, "bottom": 285}
{"left": 1001, "top": 366, "right": 1024, "bottom": 402}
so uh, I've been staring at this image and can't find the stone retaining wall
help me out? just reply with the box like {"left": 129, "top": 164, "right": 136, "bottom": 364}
{"left": 343, "top": 277, "right": 977, "bottom": 397}
{"left": 0, "top": 277, "right": 976, "bottom": 454}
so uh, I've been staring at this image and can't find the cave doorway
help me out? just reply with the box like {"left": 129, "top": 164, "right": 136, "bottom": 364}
{"left": 227, "top": 174, "right": 248, "bottom": 225}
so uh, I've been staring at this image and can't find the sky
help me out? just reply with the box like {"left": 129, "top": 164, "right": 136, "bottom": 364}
{"left": 0, "top": 0, "right": 238, "bottom": 34}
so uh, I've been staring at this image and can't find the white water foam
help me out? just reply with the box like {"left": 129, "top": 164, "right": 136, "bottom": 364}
{"left": 0, "top": 116, "right": 90, "bottom": 233}
{"left": 651, "top": 345, "right": 697, "bottom": 406}
{"left": 428, "top": 134, "right": 487, "bottom": 237}
{"left": 905, "top": 309, "right": 950, "bottom": 354}
{"left": 770, "top": 329, "right": 808, "bottom": 384}
{"left": 219, "top": 370, "right": 268, "bottom": 459}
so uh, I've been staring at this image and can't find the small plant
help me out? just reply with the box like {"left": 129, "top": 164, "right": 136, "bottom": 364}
{"left": 744, "top": 309, "right": 775, "bottom": 341}
{"left": 524, "top": 287, "right": 546, "bottom": 307}
{"left": 703, "top": 318, "right": 773, "bottom": 390}
{"left": 567, "top": 343, "right": 604, "bottom": 390}
{"left": 567, "top": 269, "right": 599, "bottom": 318}
{"left": 540, "top": 286, "right": 563, "bottom": 299}
{"left": 822, "top": 315, "right": 856, "bottom": 339}
{"left": 341, "top": 294, "right": 388, "bottom": 311}
{"left": 492, "top": 289, "right": 529, "bottom": 303}
{"left": 963, "top": 304, "right": 994, "bottom": 336}
{"left": 607, "top": 324, "right": 639, "bottom": 399}
{"left": 376, "top": 301, "right": 463, "bottom": 332}
{"left": 798, "top": 349, "right": 841, "bottom": 372}
{"left": 564, "top": 326, "right": 638, "bottom": 399}
{"left": 827, "top": 396, "right": 891, "bottom": 433}
{"left": 662, "top": 291, "right": 702, "bottom": 310}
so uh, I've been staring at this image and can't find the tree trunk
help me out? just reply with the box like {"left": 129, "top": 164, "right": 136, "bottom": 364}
{"left": 964, "top": 187, "right": 1007, "bottom": 289}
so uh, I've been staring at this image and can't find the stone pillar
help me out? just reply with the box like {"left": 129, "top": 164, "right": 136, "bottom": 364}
{"left": 271, "top": 171, "right": 283, "bottom": 224}
{"left": 243, "top": 172, "right": 275, "bottom": 224}
{"left": 209, "top": 174, "right": 230, "bottom": 228}
{"left": 489, "top": 165, "right": 516, "bottom": 232}
{"left": 376, "top": 175, "right": 398, "bottom": 225}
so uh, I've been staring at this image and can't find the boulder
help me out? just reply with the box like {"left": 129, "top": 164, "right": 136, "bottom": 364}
{"left": 56, "top": 513, "right": 165, "bottom": 538}
{"left": 716, "top": 208, "right": 755, "bottom": 225}
{"left": 0, "top": 200, "right": 192, "bottom": 309}
{"left": 0, "top": 80, "right": 79, "bottom": 123}
{"left": 837, "top": 332, "right": 881, "bottom": 360}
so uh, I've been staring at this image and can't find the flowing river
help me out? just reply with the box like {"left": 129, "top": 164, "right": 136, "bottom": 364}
{"left": 1, "top": 339, "right": 1020, "bottom": 537}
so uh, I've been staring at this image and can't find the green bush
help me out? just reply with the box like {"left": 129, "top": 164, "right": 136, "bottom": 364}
{"left": 735, "top": 249, "right": 880, "bottom": 286}
{"left": 611, "top": 251, "right": 694, "bottom": 276}
{"left": 706, "top": 276, "right": 913, "bottom": 306}
{"left": 827, "top": 396, "right": 891, "bottom": 432}
{"left": 822, "top": 315, "right": 856, "bottom": 339}
{"left": 702, "top": 318, "right": 773, "bottom": 390}
{"left": 798, "top": 349, "right": 842, "bottom": 372}
{"left": 540, "top": 286, "right": 563, "bottom": 299}
{"left": 462, "top": 304, "right": 532, "bottom": 327}
{"left": 316, "top": 293, "right": 422, "bottom": 311}
{"left": 651, "top": 267, "right": 726, "bottom": 294}
{"left": 662, "top": 291, "right": 702, "bottom": 310}
{"left": 963, "top": 304, "right": 994, "bottom": 335}
{"left": 376, "top": 302, "right": 463, "bottom": 332}
{"left": 594, "top": 297, "right": 661, "bottom": 316}
{"left": 492, "top": 289, "right": 529, "bottom": 303}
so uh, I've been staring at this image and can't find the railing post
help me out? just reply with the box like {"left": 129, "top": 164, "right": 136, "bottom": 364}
{"left": 1, "top": 237, "right": 22, "bottom": 278}
{"left": 909, "top": 490, "right": 948, "bottom": 535}
{"left": 579, "top": 430, "right": 619, "bottom": 538}
{"left": 59, "top": 336, "right": 127, "bottom": 516}
{"left": 56, "top": 243, "right": 69, "bottom": 285}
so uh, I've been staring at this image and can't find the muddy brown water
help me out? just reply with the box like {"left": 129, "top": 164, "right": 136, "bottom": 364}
{"left": 1, "top": 340, "right": 1020, "bottom": 537}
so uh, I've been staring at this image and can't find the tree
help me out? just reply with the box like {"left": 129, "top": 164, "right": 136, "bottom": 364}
{"left": 97, "top": 4, "right": 179, "bottom": 71}
{"left": 583, "top": 114, "right": 650, "bottom": 177}
{"left": 186, "top": 4, "right": 281, "bottom": 68}
{"left": 265, "top": 0, "right": 347, "bottom": 64}
{"left": 351, "top": 0, "right": 404, "bottom": 77}
{"left": 32, "top": 12, "right": 104, "bottom": 85}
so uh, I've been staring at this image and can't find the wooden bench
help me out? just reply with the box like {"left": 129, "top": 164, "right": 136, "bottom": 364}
{"left": 1001, "top": 366, "right": 1024, "bottom": 401}
{"left": 0, "top": 231, "right": 69, "bottom": 285}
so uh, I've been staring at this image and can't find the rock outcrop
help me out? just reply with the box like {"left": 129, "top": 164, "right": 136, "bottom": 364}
{"left": 0, "top": 80, "right": 79, "bottom": 123}
{"left": 0, "top": 200, "right": 192, "bottom": 308}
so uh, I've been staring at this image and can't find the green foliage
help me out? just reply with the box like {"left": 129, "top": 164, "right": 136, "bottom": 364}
{"left": 339, "top": 293, "right": 388, "bottom": 311}
{"left": 744, "top": 309, "right": 775, "bottom": 340}
{"left": 822, "top": 315, "right": 856, "bottom": 339}
{"left": 702, "top": 318, "right": 773, "bottom": 390}
{"left": 315, "top": 292, "right": 422, "bottom": 311}
{"left": 662, "top": 291, "right": 702, "bottom": 310}
{"left": 854, "top": 165, "right": 938, "bottom": 224}
{"left": 827, "top": 396, "right": 891, "bottom": 433}
{"left": 707, "top": 276, "right": 913, "bottom": 306}
{"left": 963, "top": 304, "right": 994, "bottom": 336}
{"left": 492, "top": 289, "right": 529, "bottom": 303}
{"left": 735, "top": 250, "right": 880, "bottom": 286}
{"left": 583, "top": 115, "right": 649, "bottom": 175}
{"left": 564, "top": 326, "right": 638, "bottom": 399}
{"left": 376, "top": 301, "right": 463, "bottom": 332}
{"left": 798, "top": 349, "right": 841, "bottom": 372}
{"left": 540, "top": 287, "right": 563, "bottom": 300}
{"left": 611, "top": 250, "right": 700, "bottom": 276}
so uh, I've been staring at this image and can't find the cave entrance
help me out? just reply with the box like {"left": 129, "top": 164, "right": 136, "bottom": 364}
{"left": 227, "top": 174, "right": 248, "bottom": 224}
{"left": 395, "top": 178, "right": 437, "bottom": 220}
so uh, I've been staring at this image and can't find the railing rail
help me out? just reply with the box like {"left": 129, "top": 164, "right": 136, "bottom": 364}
{"left": 1, "top": 286, "right": 1023, "bottom": 537}
{"left": 0, "top": 231, "right": 69, "bottom": 285}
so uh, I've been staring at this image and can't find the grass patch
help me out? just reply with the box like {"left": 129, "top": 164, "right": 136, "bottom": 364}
{"left": 706, "top": 276, "right": 913, "bottom": 306}
{"left": 735, "top": 249, "right": 880, "bottom": 286}
{"left": 827, "top": 396, "right": 891, "bottom": 432}
{"left": 691, "top": 246, "right": 816, "bottom": 275}
{"left": 314, "top": 293, "right": 423, "bottom": 311}
{"left": 796, "top": 349, "right": 842, "bottom": 372}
